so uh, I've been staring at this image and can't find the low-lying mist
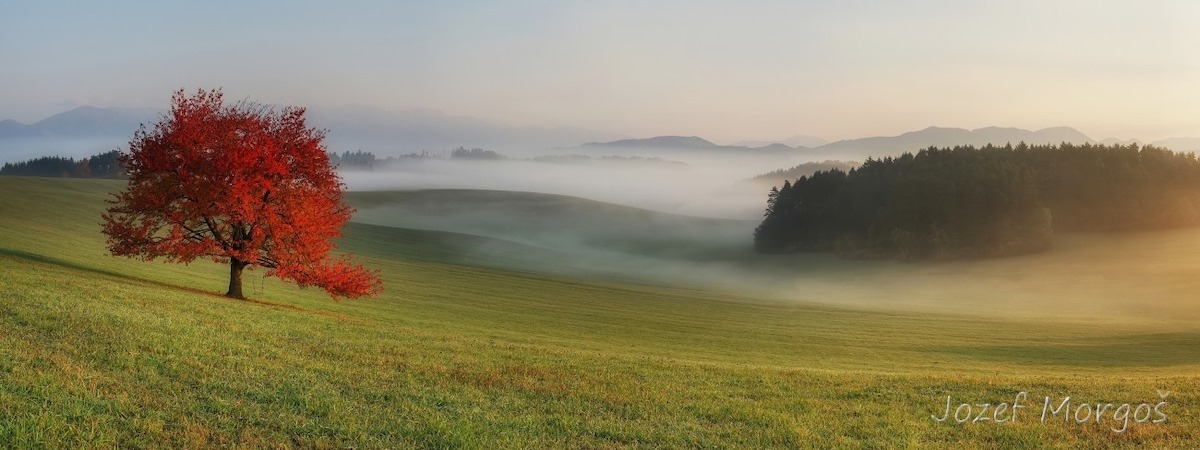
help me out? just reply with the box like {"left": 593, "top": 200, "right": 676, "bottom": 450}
{"left": 340, "top": 153, "right": 796, "bottom": 308}
{"left": 347, "top": 188, "right": 1200, "bottom": 322}
{"left": 340, "top": 151, "right": 797, "bottom": 219}
{"left": 339, "top": 151, "right": 1200, "bottom": 323}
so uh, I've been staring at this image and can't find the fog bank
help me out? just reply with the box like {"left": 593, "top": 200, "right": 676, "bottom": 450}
{"left": 340, "top": 152, "right": 805, "bottom": 219}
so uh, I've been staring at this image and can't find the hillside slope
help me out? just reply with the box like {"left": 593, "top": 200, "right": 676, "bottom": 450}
{"left": 0, "top": 177, "right": 1198, "bottom": 448}
{"left": 346, "top": 189, "right": 755, "bottom": 260}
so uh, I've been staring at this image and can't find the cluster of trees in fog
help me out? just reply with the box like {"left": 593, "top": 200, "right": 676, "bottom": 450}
{"left": 755, "top": 143, "right": 1200, "bottom": 259}
{"left": 0, "top": 150, "right": 124, "bottom": 178}
{"left": 451, "top": 147, "right": 505, "bottom": 160}
{"left": 330, "top": 147, "right": 688, "bottom": 171}
{"left": 329, "top": 147, "right": 505, "bottom": 169}
{"left": 328, "top": 150, "right": 387, "bottom": 168}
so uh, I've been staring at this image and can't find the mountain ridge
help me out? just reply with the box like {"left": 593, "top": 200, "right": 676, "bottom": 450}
{"left": 6, "top": 105, "right": 1200, "bottom": 162}
{"left": 0, "top": 105, "right": 627, "bottom": 163}
{"left": 733, "top": 135, "right": 827, "bottom": 148}
{"left": 582, "top": 135, "right": 720, "bottom": 149}
{"left": 578, "top": 126, "right": 1103, "bottom": 159}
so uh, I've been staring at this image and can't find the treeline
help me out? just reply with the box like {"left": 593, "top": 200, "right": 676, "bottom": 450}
{"left": 755, "top": 143, "right": 1200, "bottom": 259}
{"left": 329, "top": 148, "right": 692, "bottom": 169}
{"left": 450, "top": 147, "right": 504, "bottom": 160}
{"left": 0, "top": 150, "right": 124, "bottom": 178}
{"left": 750, "top": 160, "right": 860, "bottom": 185}
{"left": 328, "top": 147, "right": 503, "bottom": 170}
{"left": 328, "top": 150, "right": 386, "bottom": 169}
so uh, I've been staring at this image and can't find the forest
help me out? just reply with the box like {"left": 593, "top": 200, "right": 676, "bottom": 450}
{"left": 0, "top": 150, "right": 124, "bottom": 178}
{"left": 750, "top": 160, "right": 859, "bottom": 184}
{"left": 755, "top": 142, "right": 1200, "bottom": 259}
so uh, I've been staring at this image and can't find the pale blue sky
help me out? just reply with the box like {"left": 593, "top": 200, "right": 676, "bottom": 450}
{"left": 2, "top": 1, "right": 1198, "bottom": 141}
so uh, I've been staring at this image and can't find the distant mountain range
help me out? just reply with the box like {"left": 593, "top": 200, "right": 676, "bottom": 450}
{"left": 0, "top": 105, "right": 160, "bottom": 139}
{"left": 5, "top": 105, "right": 1200, "bottom": 164}
{"left": 733, "top": 135, "right": 828, "bottom": 148}
{"left": 308, "top": 106, "right": 626, "bottom": 155}
{"left": 0, "top": 105, "right": 626, "bottom": 163}
{"left": 579, "top": 126, "right": 1200, "bottom": 161}
{"left": 1150, "top": 137, "right": 1200, "bottom": 152}
{"left": 0, "top": 106, "right": 160, "bottom": 163}
{"left": 805, "top": 126, "right": 1096, "bottom": 161}
{"left": 580, "top": 136, "right": 802, "bottom": 155}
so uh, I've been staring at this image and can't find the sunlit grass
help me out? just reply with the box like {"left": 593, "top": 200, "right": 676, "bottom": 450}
{"left": 1, "top": 176, "right": 1198, "bottom": 448}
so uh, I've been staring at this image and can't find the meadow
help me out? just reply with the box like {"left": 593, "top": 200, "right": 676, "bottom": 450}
{"left": 1, "top": 176, "right": 1198, "bottom": 448}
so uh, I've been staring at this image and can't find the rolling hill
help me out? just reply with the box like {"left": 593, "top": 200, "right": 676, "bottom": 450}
{"left": 1, "top": 176, "right": 1199, "bottom": 448}
{"left": 346, "top": 189, "right": 753, "bottom": 257}
{"left": 344, "top": 189, "right": 759, "bottom": 288}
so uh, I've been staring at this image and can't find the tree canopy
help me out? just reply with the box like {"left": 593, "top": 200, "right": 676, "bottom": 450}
{"left": 101, "top": 88, "right": 381, "bottom": 299}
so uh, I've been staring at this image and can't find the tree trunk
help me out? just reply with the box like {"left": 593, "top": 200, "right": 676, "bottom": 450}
{"left": 226, "top": 258, "right": 247, "bottom": 299}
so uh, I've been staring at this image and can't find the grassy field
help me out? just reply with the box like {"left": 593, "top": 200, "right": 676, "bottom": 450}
{"left": 1, "top": 176, "right": 1199, "bottom": 448}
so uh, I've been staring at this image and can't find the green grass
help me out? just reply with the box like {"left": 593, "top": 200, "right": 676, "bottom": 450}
{"left": 346, "top": 189, "right": 755, "bottom": 261}
{"left": 1, "top": 176, "right": 1199, "bottom": 448}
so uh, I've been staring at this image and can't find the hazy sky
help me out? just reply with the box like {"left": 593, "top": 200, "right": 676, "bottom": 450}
{"left": 3, "top": 1, "right": 1199, "bottom": 142}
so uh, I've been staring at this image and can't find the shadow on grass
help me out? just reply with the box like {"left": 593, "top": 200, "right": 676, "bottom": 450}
{"left": 0, "top": 246, "right": 354, "bottom": 319}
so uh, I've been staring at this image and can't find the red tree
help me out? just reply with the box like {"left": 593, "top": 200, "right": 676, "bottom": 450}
{"left": 102, "top": 88, "right": 382, "bottom": 300}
